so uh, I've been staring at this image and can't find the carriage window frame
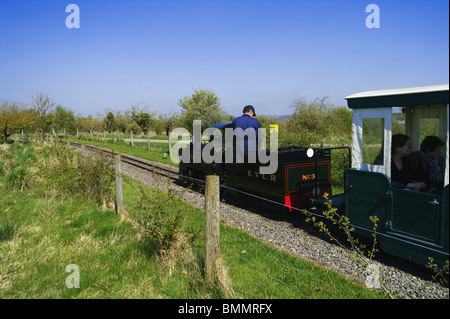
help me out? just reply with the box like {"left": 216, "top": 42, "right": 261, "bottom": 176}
{"left": 352, "top": 108, "right": 392, "bottom": 177}
{"left": 362, "top": 117, "right": 385, "bottom": 165}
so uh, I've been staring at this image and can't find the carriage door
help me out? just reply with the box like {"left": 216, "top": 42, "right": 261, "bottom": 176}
{"left": 346, "top": 108, "right": 393, "bottom": 234}
{"left": 389, "top": 189, "right": 441, "bottom": 245}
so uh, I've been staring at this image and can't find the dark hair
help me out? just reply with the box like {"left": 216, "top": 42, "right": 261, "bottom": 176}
{"left": 391, "top": 133, "right": 409, "bottom": 155}
{"left": 243, "top": 105, "right": 256, "bottom": 116}
{"left": 420, "top": 136, "right": 444, "bottom": 153}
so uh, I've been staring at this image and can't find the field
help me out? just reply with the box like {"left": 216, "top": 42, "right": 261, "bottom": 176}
{"left": 0, "top": 141, "right": 387, "bottom": 299}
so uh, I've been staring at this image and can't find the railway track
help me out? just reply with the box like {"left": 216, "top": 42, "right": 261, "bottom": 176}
{"left": 68, "top": 141, "right": 180, "bottom": 180}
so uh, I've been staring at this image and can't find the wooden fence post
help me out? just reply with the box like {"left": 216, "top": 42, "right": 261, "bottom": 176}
{"left": 205, "top": 175, "right": 220, "bottom": 283}
{"left": 168, "top": 131, "right": 173, "bottom": 158}
{"left": 80, "top": 144, "right": 86, "bottom": 165}
{"left": 115, "top": 154, "right": 123, "bottom": 215}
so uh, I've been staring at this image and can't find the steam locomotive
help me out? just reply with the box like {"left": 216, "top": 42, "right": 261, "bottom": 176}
{"left": 178, "top": 122, "right": 338, "bottom": 212}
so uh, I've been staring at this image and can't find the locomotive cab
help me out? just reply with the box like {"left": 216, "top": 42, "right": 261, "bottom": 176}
{"left": 345, "top": 84, "right": 449, "bottom": 266}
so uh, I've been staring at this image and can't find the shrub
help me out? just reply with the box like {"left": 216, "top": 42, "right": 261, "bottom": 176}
{"left": 154, "top": 125, "right": 163, "bottom": 136}
{"left": 279, "top": 129, "right": 321, "bottom": 148}
{"left": 6, "top": 167, "right": 28, "bottom": 190}
{"left": 38, "top": 144, "right": 114, "bottom": 206}
{"left": 330, "top": 148, "right": 351, "bottom": 191}
{"left": 38, "top": 145, "right": 79, "bottom": 194}
{"left": 278, "top": 98, "right": 352, "bottom": 147}
{"left": 78, "top": 153, "right": 115, "bottom": 206}
{"left": 133, "top": 186, "right": 186, "bottom": 255}
{"left": 1, "top": 143, "right": 37, "bottom": 190}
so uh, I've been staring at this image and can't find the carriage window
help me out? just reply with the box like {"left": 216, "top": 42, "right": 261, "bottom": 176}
{"left": 392, "top": 107, "right": 406, "bottom": 134}
{"left": 419, "top": 118, "right": 439, "bottom": 146}
{"left": 362, "top": 118, "right": 385, "bottom": 165}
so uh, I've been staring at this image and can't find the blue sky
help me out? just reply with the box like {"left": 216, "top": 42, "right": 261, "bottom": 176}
{"left": 0, "top": 0, "right": 448, "bottom": 117}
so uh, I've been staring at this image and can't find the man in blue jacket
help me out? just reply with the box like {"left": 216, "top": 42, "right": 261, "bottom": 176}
{"left": 231, "top": 105, "right": 260, "bottom": 162}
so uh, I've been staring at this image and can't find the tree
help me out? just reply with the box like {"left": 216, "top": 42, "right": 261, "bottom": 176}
{"left": 103, "top": 109, "right": 130, "bottom": 134}
{"left": 132, "top": 111, "right": 153, "bottom": 134}
{"left": 328, "top": 106, "right": 352, "bottom": 137}
{"left": 114, "top": 112, "right": 129, "bottom": 134}
{"left": 0, "top": 102, "right": 36, "bottom": 143}
{"left": 125, "top": 104, "right": 155, "bottom": 134}
{"left": 178, "top": 89, "right": 225, "bottom": 133}
{"left": 32, "top": 93, "right": 56, "bottom": 142}
{"left": 75, "top": 115, "right": 104, "bottom": 134}
{"left": 280, "top": 97, "right": 332, "bottom": 147}
{"left": 158, "top": 112, "right": 179, "bottom": 136}
{"left": 289, "top": 97, "right": 330, "bottom": 134}
{"left": 104, "top": 111, "right": 116, "bottom": 133}
{"left": 47, "top": 105, "right": 76, "bottom": 135}
{"left": 126, "top": 121, "right": 142, "bottom": 135}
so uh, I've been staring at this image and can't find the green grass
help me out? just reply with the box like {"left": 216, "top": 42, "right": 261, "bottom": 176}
{"left": 1, "top": 190, "right": 146, "bottom": 298}
{"left": 79, "top": 133, "right": 170, "bottom": 141}
{"left": 64, "top": 136, "right": 179, "bottom": 167}
{"left": 219, "top": 222, "right": 386, "bottom": 299}
{"left": 0, "top": 142, "right": 388, "bottom": 299}
{"left": 0, "top": 175, "right": 220, "bottom": 298}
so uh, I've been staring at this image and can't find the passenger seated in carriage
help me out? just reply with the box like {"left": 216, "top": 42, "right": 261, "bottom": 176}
{"left": 373, "top": 134, "right": 425, "bottom": 191}
{"left": 389, "top": 134, "right": 426, "bottom": 191}
{"left": 407, "top": 135, "right": 445, "bottom": 194}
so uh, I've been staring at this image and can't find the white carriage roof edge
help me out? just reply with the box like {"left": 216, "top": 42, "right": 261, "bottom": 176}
{"left": 345, "top": 84, "right": 449, "bottom": 100}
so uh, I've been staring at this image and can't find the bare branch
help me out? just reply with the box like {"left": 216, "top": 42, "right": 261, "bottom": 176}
{"left": 32, "top": 92, "right": 55, "bottom": 142}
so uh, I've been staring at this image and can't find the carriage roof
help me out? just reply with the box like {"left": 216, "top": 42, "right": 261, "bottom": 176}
{"left": 345, "top": 84, "right": 449, "bottom": 109}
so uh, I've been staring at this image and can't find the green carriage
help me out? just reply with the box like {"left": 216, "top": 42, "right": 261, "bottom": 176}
{"left": 344, "top": 84, "right": 449, "bottom": 266}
